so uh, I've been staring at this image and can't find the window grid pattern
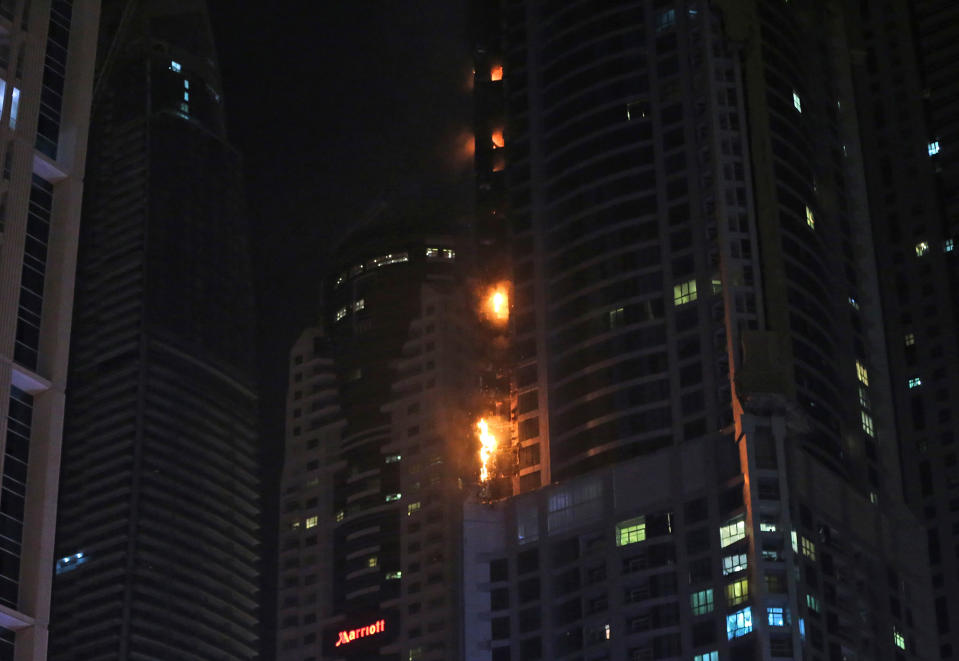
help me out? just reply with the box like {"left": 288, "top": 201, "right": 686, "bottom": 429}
{"left": 36, "top": 0, "right": 72, "bottom": 158}
{"left": 0, "top": 386, "right": 32, "bottom": 609}
{"left": 14, "top": 176, "right": 53, "bottom": 369}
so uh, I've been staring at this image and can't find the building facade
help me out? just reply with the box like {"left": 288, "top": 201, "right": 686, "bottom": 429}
{"left": 0, "top": 1, "right": 99, "bottom": 659}
{"left": 49, "top": 1, "right": 260, "bottom": 659}
{"left": 464, "top": 1, "right": 936, "bottom": 660}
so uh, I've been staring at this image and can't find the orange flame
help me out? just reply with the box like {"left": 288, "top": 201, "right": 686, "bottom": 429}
{"left": 491, "top": 129, "right": 505, "bottom": 149}
{"left": 490, "top": 65, "right": 503, "bottom": 82}
{"left": 477, "top": 418, "right": 497, "bottom": 482}
{"left": 483, "top": 284, "right": 509, "bottom": 324}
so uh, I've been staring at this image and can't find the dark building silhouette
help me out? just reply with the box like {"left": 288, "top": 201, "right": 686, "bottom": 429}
{"left": 50, "top": 1, "right": 260, "bottom": 658}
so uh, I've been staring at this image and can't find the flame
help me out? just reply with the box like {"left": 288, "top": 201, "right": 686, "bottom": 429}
{"left": 490, "top": 65, "right": 503, "bottom": 82}
{"left": 477, "top": 418, "right": 498, "bottom": 482}
{"left": 491, "top": 128, "right": 505, "bottom": 149}
{"left": 484, "top": 284, "right": 509, "bottom": 324}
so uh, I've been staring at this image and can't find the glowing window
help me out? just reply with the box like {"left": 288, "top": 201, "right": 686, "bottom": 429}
{"left": 759, "top": 520, "right": 777, "bottom": 533}
{"left": 616, "top": 516, "right": 646, "bottom": 547}
{"left": 608, "top": 307, "right": 625, "bottom": 329}
{"left": 908, "top": 377, "right": 922, "bottom": 389}
{"left": 711, "top": 278, "right": 722, "bottom": 294}
{"left": 407, "top": 502, "right": 421, "bottom": 515}
{"left": 385, "top": 493, "right": 401, "bottom": 502}
{"left": 335, "top": 307, "right": 348, "bottom": 322}
{"left": 768, "top": 606, "right": 788, "bottom": 626}
{"left": 905, "top": 333, "right": 915, "bottom": 346}
{"left": 491, "top": 129, "right": 505, "bottom": 149}
{"left": 179, "top": 102, "right": 189, "bottom": 115}
{"left": 858, "top": 386, "right": 870, "bottom": 409}
{"left": 762, "top": 549, "right": 782, "bottom": 562}
{"left": 690, "top": 588, "right": 714, "bottom": 615}
{"left": 305, "top": 516, "right": 318, "bottom": 529}
{"left": 673, "top": 279, "right": 698, "bottom": 305}
{"left": 726, "top": 606, "right": 753, "bottom": 639}
{"left": 290, "top": 520, "right": 301, "bottom": 530}
{"left": 726, "top": 578, "right": 749, "bottom": 606}
{"left": 604, "top": 624, "right": 610, "bottom": 640}
{"left": 928, "top": 140, "right": 940, "bottom": 156}
{"left": 183, "top": 91, "right": 189, "bottom": 101}
{"left": 848, "top": 296, "right": 859, "bottom": 310}
{"left": 490, "top": 65, "right": 503, "bottom": 81}
{"left": 353, "top": 298, "right": 365, "bottom": 312}
{"left": 894, "top": 629, "right": 906, "bottom": 649}
{"left": 723, "top": 553, "right": 748, "bottom": 575}
{"left": 916, "top": 241, "right": 930, "bottom": 257}
{"left": 856, "top": 360, "right": 869, "bottom": 386}
{"left": 385, "top": 454, "right": 402, "bottom": 464}
{"left": 9, "top": 87, "right": 18, "bottom": 129}
{"left": 387, "top": 570, "right": 402, "bottom": 580}
{"left": 806, "top": 594, "right": 820, "bottom": 613}
{"left": 694, "top": 653, "right": 718, "bottom": 661}
{"left": 793, "top": 91, "right": 802, "bottom": 112}
{"left": 805, "top": 205, "right": 815, "bottom": 229}
{"left": 170, "top": 60, "right": 182, "bottom": 72}
{"left": 335, "top": 274, "right": 345, "bottom": 288}
{"left": 426, "top": 247, "right": 439, "bottom": 258}
{"left": 367, "top": 556, "right": 378, "bottom": 569}
{"left": 801, "top": 536, "right": 816, "bottom": 560}
{"left": 719, "top": 516, "right": 746, "bottom": 548}
{"left": 369, "top": 252, "right": 409, "bottom": 268}
{"left": 184, "top": 80, "right": 190, "bottom": 89}
{"left": 860, "top": 411, "right": 875, "bottom": 437}
{"left": 336, "top": 510, "right": 344, "bottom": 522}
{"left": 946, "top": 239, "right": 954, "bottom": 252}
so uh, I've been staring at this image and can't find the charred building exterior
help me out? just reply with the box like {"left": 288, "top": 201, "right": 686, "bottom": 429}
{"left": 49, "top": 2, "right": 260, "bottom": 659}
{"left": 464, "top": 1, "right": 936, "bottom": 661}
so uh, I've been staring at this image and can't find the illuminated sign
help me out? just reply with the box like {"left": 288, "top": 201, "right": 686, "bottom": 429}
{"left": 335, "top": 619, "right": 386, "bottom": 647}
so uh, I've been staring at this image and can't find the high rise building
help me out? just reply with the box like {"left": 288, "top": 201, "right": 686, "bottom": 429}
{"left": 0, "top": 0, "right": 99, "bottom": 659}
{"left": 844, "top": 0, "right": 959, "bottom": 656}
{"left": 49, "top": 1, "right": 260, "bottom": 658}
{"left": 276, "top": 216, "right": 483, "bottom": 661}
{"left": 462, "top": 1, "right": 936, "bottom": 660}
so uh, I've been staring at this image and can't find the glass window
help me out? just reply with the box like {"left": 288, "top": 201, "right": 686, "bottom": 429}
{"left": 916, "top": 241, "right": 930, "bottom": 257}
{"left": 726, "top": 578, "right": 749, "bottom": 605}
{"left": 928, "top": 140, "right": 940, "bottom": 156}
{"left": 801, "top": 536, "right": 816, "bottom": 560}
{"left": 673, "top": 279, "right": 698, "bottom": 305}
{"left": 723, "top": 553, "right": 748, "bottom": 575}
{"left": 806, "top": 594, "right": 820, "bottom": 613}
{"left": 385, "top": 493, "right": 401, "bottom": 502}
{"left": 793, "top": 91, "right": 802, "bottom": 112}
{"left": 908, "top": 377, "right": 922, "bottom": 389}
{"left": 719, "top": 516, "right": 746, "bottom": 548}
{"left": 726, "top": 606, "right": 753, "bottom": 639}
{"left": 860, "top": 411, "right": 875, "bottom": 437}
{"left": 690, "top": 588, "right": 714, "bottom": 615}
{"left": 616, "top": 516, "right": 647, "bottom": 547}
{"left": 305, "top": 516, "right": 318, "bottom": 529}
{"left": 694, "top": 653, "right": 718, "bottom": 661}
{"left": 894, "top": 628, "right": 906, "bottom": 649}
{"left": 805, "top": 205, "right": 815, "bottom": 229}
{"left": 768, "top": 606, "right": 789, "bottom": 626}
{"left": 407, "top": 502, "right": 421, "bottom": 515}
{"left": 856, "top": 360, "right": 869, "bottom": 386}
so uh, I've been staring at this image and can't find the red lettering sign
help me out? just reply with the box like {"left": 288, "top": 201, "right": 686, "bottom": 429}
{"left": 335, "top": 619, "right": 386, "bottom": 647}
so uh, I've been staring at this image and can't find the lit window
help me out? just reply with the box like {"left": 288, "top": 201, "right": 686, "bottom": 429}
{"left": 335, "top": 274, "right": 346, "bottom": 288}
{"left": 673, "top": 279, "right": 698, "bottom": 305}
{"left": 799, "top": 618, "right": 806, "bottom": 639}
{"left": 490, "top": 65, "right": 503, "bottom": 81}
{"left": 860, "top": 411, "right": 875, "bottom": 437}
{"left": 694, "top": 653, "right": 718, "bottom": 661}
{"left": 170, "top": 60, "right": 182, "bottom": 72}
{"left": 184, "top": 91, "right": 190, "bottom": 101}
{"left": 655, "top": 8, "right": 676, "bottom": 31}
{"left": 858, "top": 386, "right": 871, "bottom": 409}
{"left": 908, "top": 377, "right": 922, "bottom": 389}
{"left": 793, "top": 91, "right": 802, "bottom": 112}
{"left": 604, "top": 623, "right": 611, "bottom": 640}
{"left": 385, "top": 454, "right": 402, "bottom": 463}
{"left": 179, "top": 102, "right": 189, "bottom": 115}
{"left": 608, "top": 307, "right": 625, "bottom": 329}
{"left": 719, "top": 516, "right": 746, "bottom": 548}
{"left": 616, "top": 516, "right": 646, "bottom": 547}
{"left": 946, "top": 239, "right": 954, "bottom": 252}
{"left": 184, "top": 80, "right": 190, "bottom": 89}
{"left": 905, "top": 332, "right": 915, "bottom": 346}
{"left": 690, "top": 588, "right": 714, "bottom": 615}
{"left": 856, "top": 360, "right": 869, "bottom": 386}
{"left": 894, "top": 628, "right": 906, "bottom": 650}
{"left": 9, "top": 87, "right": 18, "bottom": 129}
{"left": 848, "top": 296, "right": 859, "bottom": 310}
{"left": 726, "top": 606, "right": 753, "bottom": 639}
{"left": 805, "top": 205, "right": 815, "bottom": 229}
{"left": 305, "top": 516, "right": 318, "bottom": 529}
{"left": 367, "top": 556, "right": 378, "bottom": 569}
{"left": 916, "top": 241, "right": 930, "bottom": 257}
{"left": 806, "top": 594, "right": 820, "bottom": 613}
{"left": 426, "top": 247, "right": 439, "bottom": 258}
{"left": 442, "top": 248, "right": 455, "bottom": 260}
{"left": 928, "top": 140, "right": 940, "bottom": 156}
{"left": 722, "top": 553, "right": 748, "bottom": 575}
{"left": 768, "top": 606, "right": 789, "bottom": 627}
{"left": 801, "top": 536, "right": 816, "bottom": 561}
{"left": 335, "top": 307, "right": 348, "bottom": 322}
{"left": 335, "top": 510, "right": 344, "bottom": 522}
{"left": 759, "top": 520, "right": 777, "bottom": 533}
{"left": 726, "top": 578, "right": 749, "bottom": 606}
{"left": 385, "top": 493, "right": 401, "bottom": 502}
{"left": 55, "top": 551, "right": 88, "bottom": 575}
{"left": 762, "top": 549, "right": 782, "bottom": 562}
{"left": 290, "top": 520, "right": 301, "bottom": 530}
{"left": 870, "top": 491, "right": 879, "bottom": 504}
{"left": 407, "top": 502, "right": 421, "bottom": 515}
{"left": 387, "top": 570, "right": 402, "bottom": 580}
{"left": 790, "top": 530, "right": 799, "bottom": 553}
{"left": 353, "top": 298, "right": 365, "bottom": 312}
{"left": 711, "top": 278, "right": 722, "bottom": 294}
{"left": 491, "top": 128, "right": 505, "bottom": 149}
{"left": 369, "top": 252, "right": 409, "bottom": 268}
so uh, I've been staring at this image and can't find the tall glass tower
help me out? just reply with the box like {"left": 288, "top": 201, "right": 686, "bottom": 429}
{"left": 50, "top": 2, "right": 260, "bottom": 659}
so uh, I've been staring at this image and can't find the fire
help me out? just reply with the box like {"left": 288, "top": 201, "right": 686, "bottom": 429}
{"left": 477, "top": 418, "right": 498, "bottom": 482}
{"left": 491, "top": 128, "right": 505, "bottom": 149}
{"left": 490, "top": 65, "right": 503, "bottom": 81}
{"left": 484, "top": 285, "right": 509, "bottom": 324}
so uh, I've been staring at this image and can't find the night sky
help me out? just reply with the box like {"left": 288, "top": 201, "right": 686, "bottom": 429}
{"left": 208, "top": 2, "right": 472, "bottom": 651}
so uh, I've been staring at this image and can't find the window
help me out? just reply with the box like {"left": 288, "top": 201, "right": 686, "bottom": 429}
{"left": 848, "top": 296, "right": 859, "bottom": 310}
{"left": 946, "top": 239, "right": 954, "bottom": 252}
{"left": 858, "top": 386, "right": 871, "bottom": 409}
{"left": 609, "top": 307, "right": 625, "bottom": 329}
{"left": 719, "top": 516, "right": 746, "bottom": 548}
{"left": 353, "top": 298, "right": 365, "bottom": 312}
{"left": 386, "top": 454, "right": 401, "bottom": 463}
{"left": 726, "top": 607, "right": 753, "bottom": 639}
{"left": 305, "top": 516, "right": 318, "bottom": 529}
{"left": 805, "top": 594, "right": 820, "bottom": 613}
{"left": 335, "top": 307, "right": 348, "bottom": 322}
{"left": 616, "top": 516, "right": 647, "bottom": 547}
{"left": 368, "top": 556, "right": 378, "bottom": 569}
{"left": 673, "top": 279, "right": 697, "bottom": 305}
{"left": 335, "top": 510, "right": 344, "bottom": 522}
{"left": 690, "top": 588, "right": 714, "bottom": 615}
{"left": 805, "top": 205, "right": 815, "bottom": 229}
{"left": 759, "top": 520, "right": 777, "bottom": 533}
{"left": 656, "top": 8, "right": 676, "bottom": 31}
{"left": 9, "top": 86, "right": 18, "bottom": 129}
{"left": 768, "top": 606, "right": 789, "bottom": 626}
{"left": 916, "top": 241, "right": 930, "bottom": 257}
{"left": 801, "top": 537, "right": 816, "bottom": 561}
{"left": 856, "top": 360, "right": 869, "bottom": 386}
{"left": 860, "top": 411, "right": 875, "bottom": 437}
{"left": 723, "top": 553, "right": 748, "bottom": 575}
{"left": 928, "top": 140, "right": 941, "bottom": 156}
{"left": 407, "top": 502, "right": 421, "bottom": 515}
{"left": 793, "top": 91, "right": 802, "bottom": 112}
{"left": 170, "top": 60, "right": 182, "bottom": 72}
{"left": 726, "top": 578, "right": 749, "bottom": 606}
{"left": 894, "top": 628, "right": 906, "bottom": 649}
{"left": 491, "top": 129, "right": 505, "bottom": 148}
{"left": 490, "top": 65, "right": 503, "bottom": 81}
{"left": 905, "top": 332, "right": 915, "bottom": 346}
{"left": 694, "top": 653, "right": 718, "bottom": 661}
{"left": 385, "top": 493, "right": 401, "bottom": 502}
{"left": 909, "top": 377, "right": 922, "bottom": 389}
